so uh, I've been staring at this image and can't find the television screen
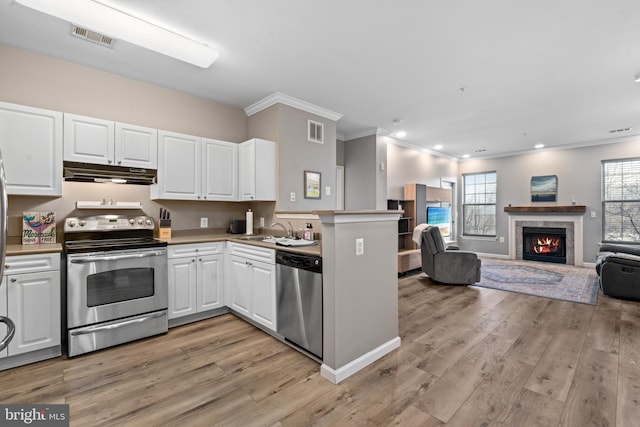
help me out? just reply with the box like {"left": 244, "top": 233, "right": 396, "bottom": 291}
{"left": 427, "top": 206, "right": 451, "bottom": 237}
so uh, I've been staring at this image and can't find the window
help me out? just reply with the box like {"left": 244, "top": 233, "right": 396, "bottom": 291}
{"left": 463, "top": 171, "right": 496, "bottom": 237}
{"left": 602, "top": 158, "right": 640, "bottom": 243}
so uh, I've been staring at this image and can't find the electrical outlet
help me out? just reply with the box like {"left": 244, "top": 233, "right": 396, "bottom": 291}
{"left": 200, "top": 217, "right": 208, "bottom": 228}
{"left": 259, "top": 217, "right": 265, "bottom": 227}
{"left": 290, "top": 192, "right": 296, "bottom": 202}
{"left": 499, "top": 236, "right": 504, "bottom": 243}
{"left": 356, "top": 238, "right": 364, "bottom": 256}
{"left": 590, "top": 211, "right": 597, "bottom": 218}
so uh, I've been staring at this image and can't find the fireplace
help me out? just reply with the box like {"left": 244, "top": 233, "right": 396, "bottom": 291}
{"left": 522, "top": 226, "right": 567, "bottom": 264}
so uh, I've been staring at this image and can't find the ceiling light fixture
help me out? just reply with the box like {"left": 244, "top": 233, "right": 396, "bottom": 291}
{"left": 15, "top": 0, "right": 219, "bottom": 68}
{"left": 396, "top": 131, "right": 407, "bottom": 138}
{"left": 635, "top": 75, "right": 640, "bottom": 83}
{"left": 462, "top": 154, "right": 470, "bottom": 159}
{"left": 534, "top": 143, "right": 545, "bottom": 149}
{"left": 392, "top": 118, "right": 403, "bottom": 125}
{"left": 434, "top": 144, "right": 443, "bottom": 150}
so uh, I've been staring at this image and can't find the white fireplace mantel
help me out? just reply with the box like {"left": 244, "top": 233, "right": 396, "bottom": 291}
{"left": 507, "top": 213, "right": 584, "bottom": 266}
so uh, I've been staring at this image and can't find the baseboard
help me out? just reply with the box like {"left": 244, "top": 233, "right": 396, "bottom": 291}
{"left": 320, "top": 336, "right": 401, "bottom": 384}
{"left": 477, "top": 252, "right": 510, "bottom": 259}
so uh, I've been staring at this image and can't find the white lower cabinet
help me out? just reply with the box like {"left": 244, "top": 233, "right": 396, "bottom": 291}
{"left": 227, "top": 243, "right": 276, "bottom": 331}
{"left": 168, "top": 242, "right": 224, "bottom": 320}
{"left": 0, "top": 253, "right": 61, "bottom": 359}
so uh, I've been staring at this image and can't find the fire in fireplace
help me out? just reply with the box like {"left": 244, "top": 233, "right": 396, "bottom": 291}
{"left": 523, "top": 226, "right": 566, "bottom": 264}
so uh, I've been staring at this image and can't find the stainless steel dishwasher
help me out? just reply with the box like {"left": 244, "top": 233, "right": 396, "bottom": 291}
{"left": 276, "top": 251, "right": 323, "bottom": 359}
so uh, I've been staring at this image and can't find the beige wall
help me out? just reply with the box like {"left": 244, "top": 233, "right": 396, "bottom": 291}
{"left": 0, "top": 44, "right": 248, "bottom": 141}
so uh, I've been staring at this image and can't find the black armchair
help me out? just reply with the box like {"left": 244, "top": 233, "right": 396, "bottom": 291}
{"left": 596, "top": 243, "right": 640, "bottom": 301}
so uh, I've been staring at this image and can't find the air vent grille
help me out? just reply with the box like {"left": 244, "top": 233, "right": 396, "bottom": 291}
{"left": 308, "top": 120, "right": 324, "bottom": 144}
{"left": 71, "top": 25, "right": 115, "bottom": 48}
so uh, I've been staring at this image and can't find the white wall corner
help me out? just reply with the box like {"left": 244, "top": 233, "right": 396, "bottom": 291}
{"left": 244, "top": 92, "right": 343, "bottom": 121}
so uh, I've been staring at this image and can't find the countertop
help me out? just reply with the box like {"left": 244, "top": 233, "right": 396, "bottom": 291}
{"left": 161, "top": 229, "right": 322, "bottom": 257}
{"left": 4, "top": 230, "right": 322, "bottom": 257}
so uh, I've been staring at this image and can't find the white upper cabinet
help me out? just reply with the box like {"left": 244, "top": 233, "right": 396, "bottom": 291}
{"left": 64, "top": 113, "right": 157, "bottom": 168}
{"left": 202, "top": 138, "right": 238, "bottom": 201}
{"left": 152, "top": 132, "right": 240, "bottom": 201}
{"left": 114, "top": 123, "right": 158, "bottom": 169}
{"left": 152, "top": 130, "right": 201, "bottom": 200}
{"left": 0, "top": 102, "right": 63, "bottom": 196}
{"left": 239, "top": 138, "right": 276, "bottom": 201}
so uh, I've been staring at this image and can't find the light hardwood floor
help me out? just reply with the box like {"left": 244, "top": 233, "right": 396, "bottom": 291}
{"left": 1, "top": 271, "right": 639, "bottom": 426}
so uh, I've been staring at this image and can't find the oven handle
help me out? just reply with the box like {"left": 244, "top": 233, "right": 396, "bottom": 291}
{"left": 69, "top": 251, "right": 166, "bottom": 263}
{"left": 68, "top": 311, "right": 166, "bottom": 336}
{"left": 0, "top": 316, "right": 16, "bottom": 352}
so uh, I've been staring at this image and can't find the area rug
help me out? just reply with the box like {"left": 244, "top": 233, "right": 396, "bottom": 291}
{"left": 472, "top": 258, "right": 599, "bottom": 305}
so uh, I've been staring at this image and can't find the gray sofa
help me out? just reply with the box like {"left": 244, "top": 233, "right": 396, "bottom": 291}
{"left": 596, "top": 243, "right": 640, "bottom": 301}
{"left": 421, "top": 226, "right": 481, "bottom": 285}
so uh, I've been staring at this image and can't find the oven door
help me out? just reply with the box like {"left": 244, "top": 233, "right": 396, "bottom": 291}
{"left": 66, "top": 248, "right": 168, "bottom": 329}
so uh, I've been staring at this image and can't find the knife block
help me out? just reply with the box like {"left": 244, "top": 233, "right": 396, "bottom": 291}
{"left": 156, "top": 219, "right": 172, "bottom": 239}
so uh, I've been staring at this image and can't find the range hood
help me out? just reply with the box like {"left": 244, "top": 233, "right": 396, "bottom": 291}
{"left": 63, "top": 162, "right": 157, "bottom": 185}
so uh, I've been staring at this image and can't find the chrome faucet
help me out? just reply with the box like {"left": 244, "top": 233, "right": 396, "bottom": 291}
{"left": 271, "top": 221, "right": 294, "bottom": 238}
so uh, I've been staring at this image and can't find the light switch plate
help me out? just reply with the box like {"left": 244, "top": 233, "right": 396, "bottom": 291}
{"left": 200, "top": 217, "right": 208, "bottom": 228}
{"left": 356, "top": 238, "right": 364, "bottom": 256}
{"left": 325, "top": 186, "right": 331, "bottom": 196}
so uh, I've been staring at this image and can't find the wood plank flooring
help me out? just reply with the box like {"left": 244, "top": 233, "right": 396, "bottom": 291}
{"left": 1, "top": 271, "right": 639, "bottom": 426}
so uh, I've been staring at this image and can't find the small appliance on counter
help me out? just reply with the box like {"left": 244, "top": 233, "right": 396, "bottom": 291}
{"left": 228, "top": 219, "right": 246, "bottom": 234}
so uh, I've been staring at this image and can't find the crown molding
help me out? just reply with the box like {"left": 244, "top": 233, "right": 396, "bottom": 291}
{"left": 244, "top": 92, "right": 343, "bottom": 121}
{"left": 343, "top": 127, "right": 390, "bottom": 141}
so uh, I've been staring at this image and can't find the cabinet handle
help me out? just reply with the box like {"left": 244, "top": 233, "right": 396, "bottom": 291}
{"left": 117, "top": 160, "right": 122, "bottom": 165}
{"left": 10, "top": 278, "right": 16, "bottom": 282}
{"left": 199, "top": 258, "right": 202, "bottom": 261}
{"left": 4, "top": 264, "right": 8, "bottom": 269}
{"left": 108, "top": 159, "right": 112, "bottom": 164}
{"left": 192, "top": 259, "right": 195, "bottom": 263}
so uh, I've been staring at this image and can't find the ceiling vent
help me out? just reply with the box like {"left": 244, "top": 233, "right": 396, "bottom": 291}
{"left": 71, "top": 25, "right": 115, "bottom": 48}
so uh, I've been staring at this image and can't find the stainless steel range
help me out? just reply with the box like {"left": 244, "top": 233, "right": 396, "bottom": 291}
{"left": 64, "top": 214, "right": 168, "bottom": 357}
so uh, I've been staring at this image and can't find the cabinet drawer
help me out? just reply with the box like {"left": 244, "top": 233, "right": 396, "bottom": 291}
{"left": 227, "top": 242, "right": 275, "bottom": 264}
{"left": 4, "top": 253, "right": 60, "bottom": 274}
{"left": 168, "top": 242, "right": 225, "bottom": 259}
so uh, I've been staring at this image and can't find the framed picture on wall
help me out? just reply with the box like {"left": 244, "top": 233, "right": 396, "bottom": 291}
{"left": 531, "top": 175, "right": 557, "bottom": 202}
{"left": 304, "top": 170, "right": 321, "bottom": 199}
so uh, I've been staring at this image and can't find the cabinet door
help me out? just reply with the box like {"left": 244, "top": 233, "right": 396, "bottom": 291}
{"left": 154, "top": 131, "right": 201, "bottom": 200}
{"left": 253, "top": 139, "right": 277, "bottom": 201}
{"left": 228, "top": 256, "right": 251, "bottom": 317}
{"left": 197, "top": 254, "right": 223, "bottom": 312}
{"left": 168, "top": 257, "right": 198, "bottom": 319}
{"left": 7, "top": 270, "right": 60, "bottom": 356}
{"left": 202, "top": 138, "right": 238, "bottom": 201}
{"left": 0, "top": 102, "right": 63, "bottom": 196}
{"left": 250, "top": 260, "right": 276, "bottom": 331}
{"left": 238, "top": 141, "right": 256, "bottom": 200}
{"left": 64, "top": 113, "right": 115, "bottom": 165}
{"left": 115, "top": 123, "right": 158, "bottom": 169}
{"left": 0, "top": 278, "right": 6, "bottom": 358}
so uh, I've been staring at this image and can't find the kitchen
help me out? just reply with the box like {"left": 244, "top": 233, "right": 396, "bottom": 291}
{"left": 0, "top": 43, "right": 400, "bottom": 389}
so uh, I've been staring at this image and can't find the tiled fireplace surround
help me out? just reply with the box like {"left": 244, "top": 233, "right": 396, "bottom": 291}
{"left": 507, "top": 212, "right": 584, "bottom": 266}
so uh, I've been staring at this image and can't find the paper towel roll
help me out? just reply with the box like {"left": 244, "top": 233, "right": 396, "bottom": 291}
{"left": 246, "top": 209, "right": 253, "bottom": 235}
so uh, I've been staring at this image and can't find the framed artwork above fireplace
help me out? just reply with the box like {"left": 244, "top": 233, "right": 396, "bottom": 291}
{"left": 531, "top": 175, "right": 557, "bottom": 202}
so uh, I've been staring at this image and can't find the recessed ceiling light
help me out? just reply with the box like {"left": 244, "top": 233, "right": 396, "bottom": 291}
{"left": 15, "top": 0, "right": 219, "bottom": 68}
{"left": 396, "top": 131, "right": 407, "bottom": 138}
{"left": 534, "top": 143, "right": 545, "bottom": 149}
{"left": 462, "top": 154, "right": 470, "bottom": 159}
{"left": 635, "top": 75, "right": 640, "bottom": 83}
{"left": 434, "top": 144, "right": 443, "bottom": 150}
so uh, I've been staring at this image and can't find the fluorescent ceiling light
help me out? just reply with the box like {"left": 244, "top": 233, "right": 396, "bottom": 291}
{"left": 15, "top": 0, "right": 219, "bottom": 68}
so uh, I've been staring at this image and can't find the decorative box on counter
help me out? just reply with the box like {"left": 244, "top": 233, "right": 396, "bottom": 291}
{"left": 156, "top": 219, "right": 171, "bottom": 239}
{"left": 22, "top": 212, "right": 56, "bottom": 244}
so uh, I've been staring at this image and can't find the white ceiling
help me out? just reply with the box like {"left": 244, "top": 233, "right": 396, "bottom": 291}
{"left": 1, "top": 0, "right": 640, "bottom": 159}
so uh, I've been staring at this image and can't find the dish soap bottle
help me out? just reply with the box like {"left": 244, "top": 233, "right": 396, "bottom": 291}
{"left": 303, "top": 223, "right": 313, "bottom": 240}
